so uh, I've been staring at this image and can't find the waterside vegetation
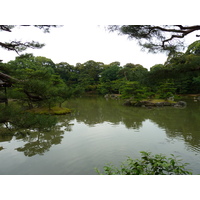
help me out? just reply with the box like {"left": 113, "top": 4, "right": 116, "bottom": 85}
{"left": 2, "top": 40, "right": 200, "bottom": 106}
{"left": 95, "top": 151, "right": 193, "bottom": 175}
{"left": 1, "top": 40, "right": 200, "bottom": 133}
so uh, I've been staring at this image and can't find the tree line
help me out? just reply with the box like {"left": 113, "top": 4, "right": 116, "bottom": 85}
{"left": 1, "top": 39, "right": 200, "bottom": 111}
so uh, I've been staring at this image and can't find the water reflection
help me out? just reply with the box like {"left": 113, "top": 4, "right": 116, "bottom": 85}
{"left": 15, "top": 130, "right": 64, "bottom": 157}
{"left": 1, "top": 96, "right": 200, "bottom": 157}
{"left": 67, "top": 97, "right": 146, "bottom": 130}
{"left": 0, "top": 118, "right": 72, "bottom": 157}
{"left": 66, "top": 97, "right": 200, "bottom": 153}
{"left": 147, "top": 101, "right": 200, "bottom": 152}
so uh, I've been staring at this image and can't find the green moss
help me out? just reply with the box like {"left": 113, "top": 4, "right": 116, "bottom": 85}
{"left": 167, "top": 100, "right": 177, "bottom": 104}
{"left": 28, "top": 107, "right": 72, "bottom": 115}
{"left": 143, "top": 99, "right": 176, "bottom": 103}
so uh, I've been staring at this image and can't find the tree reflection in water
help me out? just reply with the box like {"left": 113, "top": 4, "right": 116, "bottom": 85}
{"left": 67, "top": 97, "right": 146, "bottom": 130}
{"left": 15, "top": 130, "right": 64, "bottom": 157}
{"left": 1, "top": 97, "right": 200, "bottom": 157}
{"left": 66, "top": 97, "right": 200, "bottom": 153}
{"left": 0, "top": 112, "right": 73, "bottom": 157}
{"left": 147, "top": 100, "right": 200, "bottom": 152}
{"left": 15, "top": 118, "right": 73, "bottom": 157}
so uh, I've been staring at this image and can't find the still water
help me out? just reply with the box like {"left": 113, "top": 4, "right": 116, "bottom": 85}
{"left": 1, "top": 96, "right": 200, "bottom": 174}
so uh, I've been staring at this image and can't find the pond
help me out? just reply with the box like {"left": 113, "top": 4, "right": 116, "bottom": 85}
{"left": 0, "top": 96, "right": 200, "bottom": 175}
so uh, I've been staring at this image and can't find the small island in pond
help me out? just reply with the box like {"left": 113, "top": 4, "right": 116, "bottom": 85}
{"left": 104, "top": 94, "right": 187, "bottom": 108}
{"left": 123, "top": 98, "right": 187, "bottom": 108}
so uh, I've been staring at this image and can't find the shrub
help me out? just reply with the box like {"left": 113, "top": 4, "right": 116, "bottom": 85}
{"left": 157, "top": 82, "right": 176, "bottom": 100}
{"left": 95, "top": 151, "right": 192, "bottom": 175}
{"left": 120, "top": 81, "right": 149, "bottom": 101}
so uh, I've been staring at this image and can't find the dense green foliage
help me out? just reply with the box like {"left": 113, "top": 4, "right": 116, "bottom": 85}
{"left": 54, "top": 40, "right": 200, "bottom": 97}
{"left": 1, "top": 41, "right": 200, "bottom": 104}
{"left": 1, "top": 40, "right": 200, "bottom": 133}
{"left": 95, "top": 151, "right": 192, "bottom": 175}
{"left": 4, "top": 54, "right": 73, "bottom": 109}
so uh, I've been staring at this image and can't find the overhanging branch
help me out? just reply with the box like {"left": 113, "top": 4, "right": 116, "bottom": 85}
{"left": 161, "top": 26, "right": 200, "bottom": 47}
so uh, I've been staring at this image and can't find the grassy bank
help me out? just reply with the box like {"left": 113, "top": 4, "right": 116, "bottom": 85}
{"left": 28, "top": 106, "right": 72, "bottom": 115}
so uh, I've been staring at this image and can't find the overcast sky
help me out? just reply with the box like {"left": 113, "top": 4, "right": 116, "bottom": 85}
{"left": 1, "top": 25, "right": 199, "bottom": 70}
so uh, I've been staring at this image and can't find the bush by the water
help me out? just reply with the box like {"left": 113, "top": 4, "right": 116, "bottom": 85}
{"left": 95, "top": 151, "right": 192, "bottom": 175}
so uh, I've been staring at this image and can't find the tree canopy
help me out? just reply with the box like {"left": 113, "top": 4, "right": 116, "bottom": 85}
{"left": 108, "top": 25, "right": 200, "bottom": 54}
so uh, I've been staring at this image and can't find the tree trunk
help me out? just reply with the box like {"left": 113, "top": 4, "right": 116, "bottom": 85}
{"left": 4, "top": 86, "right": 8, "bottom": 106}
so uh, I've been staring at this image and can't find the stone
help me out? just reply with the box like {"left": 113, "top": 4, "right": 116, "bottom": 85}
{"left": 163, "top": 102, "right": 172, "bottom": 106}
{"left": 167, "top": 96, "right": 174, "bottom": 101}
{"left": 104, "top": 94, "right": 109, "bottom": 98}
{"left": 104, "top": 94, "right": 121, "bottom": 99}
{"left": 177, "top": 101, "right": 187, "bottom": 107}
{"left": 123, "top": 100, "right": 132, "bottom": 106}
{"left": 155, "top": 102, "right": 164, "bottom": 107}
